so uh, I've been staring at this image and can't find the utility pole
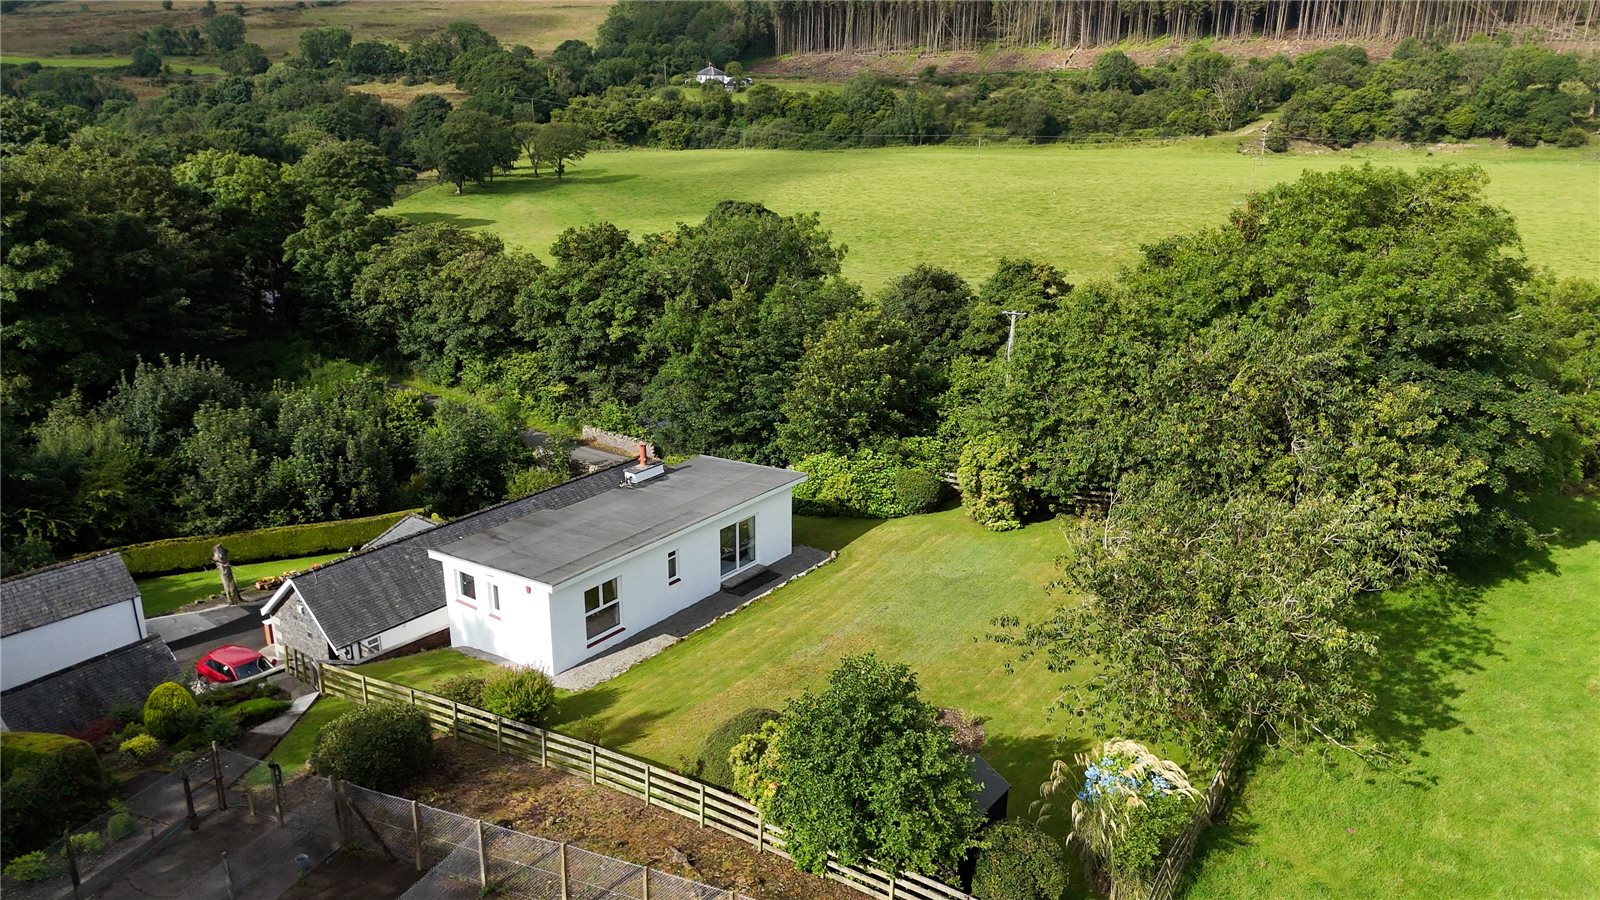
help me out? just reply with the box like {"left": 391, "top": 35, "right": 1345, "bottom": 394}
{"left": 1002, "top": 310, "right": 1028, "bottom": 362}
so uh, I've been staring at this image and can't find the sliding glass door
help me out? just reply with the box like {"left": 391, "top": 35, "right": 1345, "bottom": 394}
{"left": 719, "top": 516, "right": 756, "bottom": 576}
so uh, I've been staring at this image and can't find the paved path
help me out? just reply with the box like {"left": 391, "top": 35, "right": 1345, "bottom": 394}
{"left": 147, "top": 602, "right": 264, "bottom": 649}
{"left": 554, "top": 546, "right": 835, "bottom": 691}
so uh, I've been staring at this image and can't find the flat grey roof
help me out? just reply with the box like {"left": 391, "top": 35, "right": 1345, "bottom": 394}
{"left": 435, "top": 456, "right": 805, "bottom": 587}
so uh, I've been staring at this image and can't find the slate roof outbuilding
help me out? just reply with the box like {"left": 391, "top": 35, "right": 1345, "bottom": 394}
{"left": 0, "top": 636, "right": 181, "bottom": 733}
{"left": 362, "top": 513, "right": 438, "bottom": 551}
{"left": 0, "top": 552, "right": 141, "bottom": 637}
{"left": 271, "top": 464, "right": 628, "bottom": 650}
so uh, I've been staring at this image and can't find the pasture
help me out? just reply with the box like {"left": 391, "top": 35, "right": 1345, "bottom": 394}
{"left": 0, "top": 0, "right": 611, "bottom": 60}
{"left": 390, "top": 137, "right": 1599, "bottom": 289}
{"left": 1187, "top": 495, "right": 1600, "bottom": 898}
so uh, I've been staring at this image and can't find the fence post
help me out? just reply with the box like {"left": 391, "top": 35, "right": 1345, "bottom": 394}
{"left": 408, "top": 686, "right": 416, "bottom": 709}
{"left": 476, "top": 818, "right": 488, "bottom": 888}
{"left": 643, "top": 764, "right": 651, "bottom": 806}
{"left": 181, "top": 770, "right": 199, "bottom": 831}
{"left": 412, "top": 799, "right": 424, "bottom": 873}
{"left": 698, "top": 783, "right": 706, "bottom": 827}
{"left": 270, "top": 761, "right": 285, "bottom": 827}
{"left": 539, "top": 730, "right": 547, "bottom": 767}
{"left": 211, "top": 742, "right": 227, "bottom": 810}
{"left": 888, "top": 875, "right": 896, "bottom": 900}
{"left": 451, "top": 700, "right": 460, "bottom": 738}
{"left": 589, "top": 744, "right": 596, "bottom": 784}
{"left": 62, "top": 827, "right": 81, "bottom": 898}
{"left": 496, "top": 716, "right": 504, "bottom": 753}
{"left": 756, "top": 810, "right": 764, "bottom": 853}
{"left": 559, "top": 842, "right": 569, "bottom": 900}
{"left": 642, "top": 865, "right": 650, "bottom": 900}
{"left": 331, "top": 779, "right": 349, "bottom": 846}
{"left": 360, "top": 670, "right": 370, "bottom": 704}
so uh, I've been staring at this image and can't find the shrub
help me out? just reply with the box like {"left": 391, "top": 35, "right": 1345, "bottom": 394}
{"left": 698, "top": 707, "right": 780, "bottom": 787}
{"left": 729, "top": 719, "right": 783, "bottom": 805}
{"left": 108, "top": 701, "right": 143, "bottom": 727}
{"left": 68, "top": 831, "right": 105, "bottom": 858}
{"left": 106, "top": 811, "right": 139, "bottom": 841}
{"left": 479, "top": 667, "right": 556, "bottom": 726}
{"left": 957, "top": 434, "right": 1029, "bottom": 531}
{"left": 434, "top": 674, "right": 487, "bottom": 707}
{"left": 172, "top": 707, "right": 239, "bottom": 751}
{"left": 143, "top": 682, "right": 199, "bottom": 742}
{"left": 167, "top": 750, "right": 196, "bottom": 769}
{"left": 1062, "top": 739, "right": 1199, "bottom": 897}
{"left": 0, "top": 732, "right": 102, "bottom": 784}
{"left": 225, "top": 698, "right": 291, "bottom": 729}
{"left": 793, "top": 450, "right": 944, "bottom": 518}
{"left": 1556, "top": 126, "right": 1590, "bottom": 148}
{"left": 3, "top": 851, "right": 62, "bottom": 883}
{"left": 119, "top": 734, "right": 162, "bottom": 762}
{"left": 1264, "top": 130, "right": 1289, "bottom": 153}
{"left": 0, "top": 754, "right": 108, "bottom": 855}
{"left": 114, "top": 509, "right": 419, "bottom": 575}
{"left": 971, "top": 821, "right": 1067, "bottom": 900}
{"left": 197, "top": 679, "right": 285, "bottom": 708}
{"left": 309, "top": 702, "right": 433, "bottom": 791}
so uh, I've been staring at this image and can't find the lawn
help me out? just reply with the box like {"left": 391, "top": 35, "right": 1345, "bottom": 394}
{"left": 1187, "top": 494, "right": 1600, "bottom": 898}
{"left": 552, "top": 509, "right": 1091, "bottom": 822}
{"left": 0, "top": 1, "right": 611, "bottom": 60}
{"left": 268, "top": 648, "right": 502, "bottom": 773}
{"left": 137, "top": 551, "right": 347, "bottom": 616}
{"left": 0, "top": 54, "right": 225, "bottom": 74}
{"left": 389, "top": 137, "right": 1599, "bottom": 290}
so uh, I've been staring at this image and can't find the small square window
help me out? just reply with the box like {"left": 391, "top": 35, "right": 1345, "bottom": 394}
{"left": 667, "top": 550, "right": 679, "bottom": 582}
{"left": 458, "top": 571, "right": 477, "bottom": 600}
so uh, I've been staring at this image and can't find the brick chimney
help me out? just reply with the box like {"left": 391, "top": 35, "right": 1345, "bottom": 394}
{"left": 637, "top": 442, "right": 648, "bottom": 466}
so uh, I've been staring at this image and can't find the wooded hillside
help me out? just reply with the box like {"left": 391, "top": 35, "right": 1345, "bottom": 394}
{"left": 771, "top": 1, "right": 1599, "bottom": 55}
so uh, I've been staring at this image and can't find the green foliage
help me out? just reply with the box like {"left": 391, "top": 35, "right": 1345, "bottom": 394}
{"left": 105, "top": 812, "right": 139, "bottom": 842}
{"left": 118, "top": 734, "right": 162, "bottom": 762}
{"left": 729, "top": 719, "right": 782, "bottom": 805}
{"left": 698, "top": 707, "right": 779, "bottom": 787}
{"left": 68, "top": 831, "right": 105, "bottom": 858}
{"left": 876, "top": 265, "right": 978, "bottom": 367}
{"left": 225, "top": 698, "right": 292, "bottom": 730}
{"left": 1528, "top": 276, "right": 1600, "bottom": 480}
{"left": 309, "top": 702, "right": 433, "bottom": 792}
{"left": 115, "top": 509, "right": 416, "bottom": 575}
{"left": 418, "top": 108, "right": 514, "bottom": 193}
{"left": 793, "top": 450, "right": 942, "bottom": 518}
{"left": 752, "top": 654, "right": 982, "bottom": 877}
{"left": 1058, "top": 741, "right": 1197, "bottom": 896}
{"left": 416, "top": 401, "right": 526, "bottom": 516}
{"left": 172, "top": 707, "right": 240, "bottom": 752}
{"left": 0, "top": 732, "right": 102, "bottom": 783}
{"left": 957, "top": 435, "right": 1027, "bottom": 531}
{"left": 970, "top": 821, "right": 1067, "bottom": 900}
{"left": 479, "top": 667, "right": 557, "bottom": 726}
{"left": 3, "top": 851, "right": 62, "bottom": 883}
{"left": 504, "top": 466, "right": 568, "bottom": 500}
{"left": 143, "top": 682, "right": 199, "bottom": 743}
{"left": 434, "top": 674, "right": 488, "bottom": 707}
{"left": 0, "top": 753, "right": 109, "bottom": 856}
{"left": 777, "top": 309, "right": 933, "bottom": 461}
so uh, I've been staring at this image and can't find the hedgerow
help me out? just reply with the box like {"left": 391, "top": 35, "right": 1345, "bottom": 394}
{"left": 114, "top": 509, "right": 420, "bottom": 576}
{"left": 792, "top": 450, "right": 943, "bottom": 518}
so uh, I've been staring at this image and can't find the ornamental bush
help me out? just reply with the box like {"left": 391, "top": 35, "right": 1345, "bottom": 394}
{"left": 2, "top": 851, "right": 62, "bottom": 883}
{"left": 171, "top": 707, "right": 239, "bottom": 752}
{"left": 106, "top": 810, "right": 139, "bottom": 841}
{"left": 224, "top": 698, "right": 291, "bottom": 729}
{"left": 0, "top": 732, "right": 102, "bottom": 784}
{"left": 957, "top": 434, "right": 1028, "bottom": 531}
{"left": 1064, "top": 739, "right": 1198, "bottom": 897}
{"left": 309, "top": 702, "right": 433, "bottom": 792}
{"left": 698, "top": 707, "right": 779, "bottom": 787}
{"left": 480, "top": 667, "right": 557, "bottom": 725}
{"left": 971, "top": 820, "right": 1068, "bottom": 900}
{"left": 0, "top": 753, "right": 109, "bottom": 856}
{"left": 792, "top": 450, "right": 943, "bottom": 518}
{"left": 68, "top": 831, "right": 105, "bottom": 858}
{"left": 119, "top": 734, "right": 162, "bottom": 762}
{"left": 434, "top": 674, "right": 487, "bottom": 707}
{"left": 143, "top": 682, "right": 199, "bottom": 742}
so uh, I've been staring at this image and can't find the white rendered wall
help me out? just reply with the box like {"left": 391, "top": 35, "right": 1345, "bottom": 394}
{"left": 0, "top": 599, "right": 144, "bottom": 690}
{"left": 434, "top": 555, "right": 555, "bottom": 673}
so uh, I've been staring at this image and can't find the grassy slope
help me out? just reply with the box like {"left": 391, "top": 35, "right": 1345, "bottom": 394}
{"left": 0, "top": 1, "right": 611, "bottom": 60}
{"left": 138, "top": 551, "right": 347, "bottom": 616}
{"left": 390, "top": 139, "right": 1598, "bottom": 290}
{"left": 1188, "top": 495, "right": 1600, "bottom": 898}
{"left": 553, "top": 510, "right": 1086, "bottom": 818}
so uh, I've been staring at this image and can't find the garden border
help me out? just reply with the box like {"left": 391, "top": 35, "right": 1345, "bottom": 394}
{"left": 1145, "top": 720, "right": 1257, "bottom": 900}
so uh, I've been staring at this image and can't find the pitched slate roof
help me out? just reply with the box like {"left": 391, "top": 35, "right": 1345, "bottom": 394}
{"left": 697, "top": 65, "right": 725, "bottom": 76}
{"left": 437, "top": 456, "right": 805, "bottom": 587}
{"left": 0, "top": 636, "right": 180, "bottom": 733}
{"left": 362, "top": 513, "right": 437, "bottom": 551}
{"left": 274, "top": 465, "right": 628, "bottom": 650}
{"left": 0, "top": 552, "right": 140, "bottom": 637}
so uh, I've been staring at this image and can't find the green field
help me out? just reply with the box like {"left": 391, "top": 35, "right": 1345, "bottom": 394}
{"left": 138, "top": 552, "right": 346, "bottom": 616}
{"left": 551, "top": 510, "right": 1093, "bottom": 823}
{"left": 0, "top": 54, "right": 225, "bottom": 75}
{"left": 390, "top": 138, "right": 1599, "bottom": 290}
{"left": 1188, "top": 495, "right": 1600, "bottom": 898}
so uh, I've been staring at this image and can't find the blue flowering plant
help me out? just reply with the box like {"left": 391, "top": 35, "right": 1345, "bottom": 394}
{"left": 1032, "top": 739, "right": 1198, "bottom": 897}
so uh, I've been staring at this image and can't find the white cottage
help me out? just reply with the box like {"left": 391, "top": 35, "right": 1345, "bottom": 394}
{"left": 428, "top": 455, "right": 804, "bottom": 675}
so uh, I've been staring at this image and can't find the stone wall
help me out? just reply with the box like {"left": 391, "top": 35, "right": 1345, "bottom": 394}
{"left": 270, "top": 587, "right": 333, "bottom": 662}
{"left": 581, "top": 426, "right": 656, "bottom": 460}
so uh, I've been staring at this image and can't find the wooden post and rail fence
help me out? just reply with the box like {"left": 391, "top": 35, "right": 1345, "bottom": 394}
{"left": 298, "top": 651, "right": 972, "bottom": 900}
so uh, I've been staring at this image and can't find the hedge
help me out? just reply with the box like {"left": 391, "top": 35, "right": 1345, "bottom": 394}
{"left": 112, "top": 509, "right": 422, "bottom": 576}
{"left": 793, "top": 450, "right": 944, "bottom": 519}
{"left": 0, "top": 732, "right": 101, "bottom": 784}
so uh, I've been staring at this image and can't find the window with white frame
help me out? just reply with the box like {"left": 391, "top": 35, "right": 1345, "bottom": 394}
{"left": 666, "top": 549, "right": 679, "bottom": 583}
{"left": 490, "top": 583, "right": 501, "bottom": 613}
{"left": 719, "top": 516, "right": 755, "bottom": 576}
{"left": 458, "top": 571, "right": 476, "bottom": 601}
{"left": 583, "top": 578, "right": 620, "bottom": 639}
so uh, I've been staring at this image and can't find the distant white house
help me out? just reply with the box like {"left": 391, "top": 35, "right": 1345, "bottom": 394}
{"left": 695, "top": 64, "right": 734, "bottom": 86}
{"left": 0, "top": 553, "right": 180, "bottom": 732}
{"left": 429, "top": 455, "right": 804, "bottom": 675}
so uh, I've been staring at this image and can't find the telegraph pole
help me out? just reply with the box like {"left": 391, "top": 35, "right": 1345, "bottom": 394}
{"left": 1002, "top": 310, "right": 1028, "bottom": 362}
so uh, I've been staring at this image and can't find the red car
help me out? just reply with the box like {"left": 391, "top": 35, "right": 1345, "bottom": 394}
{"left": 195, "top": 645, "right": 277, "bottom": 684}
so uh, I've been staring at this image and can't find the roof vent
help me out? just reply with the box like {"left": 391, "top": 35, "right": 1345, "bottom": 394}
{"left": 625, "top": 461, "right": 665, "bottom": 485}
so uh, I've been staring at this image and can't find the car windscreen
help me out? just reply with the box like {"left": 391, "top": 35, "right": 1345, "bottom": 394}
{"left": 232, "top": 657, "right": 269, "bottom": 678}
